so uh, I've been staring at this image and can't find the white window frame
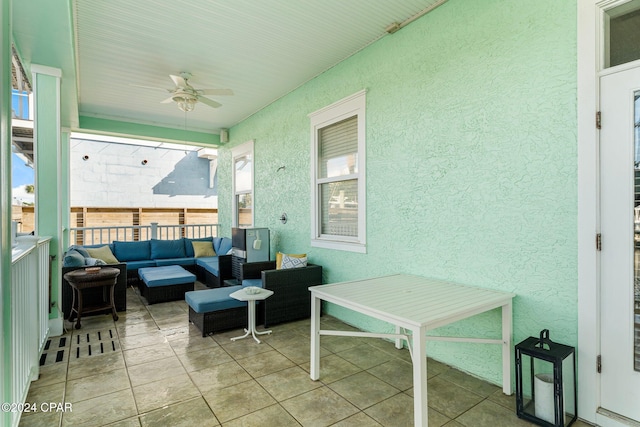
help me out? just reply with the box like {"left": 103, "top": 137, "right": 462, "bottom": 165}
{"left": 309, "top": 90, "right": 366, "bottom": 253}
{"left": 231, "top": 140, "right": 254, "bottom": 228}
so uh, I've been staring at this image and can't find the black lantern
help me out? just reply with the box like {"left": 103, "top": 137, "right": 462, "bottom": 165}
{"left": 515, "top": 329, "right": 577, "bottom": 427}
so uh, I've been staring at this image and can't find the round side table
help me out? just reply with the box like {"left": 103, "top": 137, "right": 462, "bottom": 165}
{"left": 63, "top": 267, "right": 120, "bottom": 329}
{"left": 230, "top": 287, "right": 274, "bottom": 343}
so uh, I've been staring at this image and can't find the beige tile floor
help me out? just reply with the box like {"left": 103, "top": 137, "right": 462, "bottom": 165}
{"left": 19, "top": 284, "right": 593, "bottom": 427}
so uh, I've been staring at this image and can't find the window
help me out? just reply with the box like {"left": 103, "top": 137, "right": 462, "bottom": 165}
{"left": 604, "top": 0, "right": 640, "bottom": 68}
{"left": 232, "top": 140, "right": 254, "bottom": 228}
{"left": 309, "top": 90, "right": 366, "bottom": 253}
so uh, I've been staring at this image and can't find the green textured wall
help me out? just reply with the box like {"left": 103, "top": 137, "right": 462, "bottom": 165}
{"left": 219, "top": 0, "right": 577, "bottom": 385}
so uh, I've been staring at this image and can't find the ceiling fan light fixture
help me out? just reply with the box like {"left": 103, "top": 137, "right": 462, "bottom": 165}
{"left": 173, "top": 94, "right": 197, "bottom": 112}
{"left": 137, "top": 74, "right": 232, "bottom": 111}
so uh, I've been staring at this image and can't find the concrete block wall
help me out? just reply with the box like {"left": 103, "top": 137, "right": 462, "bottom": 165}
{"left": 69, "top": 138, "right": 217, "bottom": 208}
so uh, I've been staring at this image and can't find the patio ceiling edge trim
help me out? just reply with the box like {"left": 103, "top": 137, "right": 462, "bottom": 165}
{"left": 77, "top": 116, "right": 221, "bottom": 147}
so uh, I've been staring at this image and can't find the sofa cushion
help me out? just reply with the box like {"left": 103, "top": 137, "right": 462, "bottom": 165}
{"left": 126, "top": 260, "right": 157, "bottom": 271}
{"left": 63, "top": 249, "right": 85, "bottom": 267}
{"left": 113, "top": 240, "right": 150, "bottom": 262}
{"left": 150, "top": 239, "right": 185, "bottom": 260}
{"left": 139, "top": 265, "right": 196, "bottom": 287}
{"left": 196, "top": 257, "right": 220, "bottom": 276}
{"left": 155, "top": 257, "right": 195, "bottom": 267}
{"left": 193, "top": 241, "right": 216, "bottom": 258}
{"left": 86, "top": 245, "right": 119, "bottom": 264}
{"left": 185, "top": 286, "right": 245, "bottom": 313}
{"left": 184, "top": 237, "right": 213, "bottom": 257}
{"left": 215, "top": 237, "right": 233, "bottom": 256}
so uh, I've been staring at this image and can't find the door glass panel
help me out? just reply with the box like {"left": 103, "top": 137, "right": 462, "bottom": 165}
{"left": 605, "top": 0, "right": 640, "bottom": 68}
{"left": 634, "top": 90, "right": 640, "bottom": 371}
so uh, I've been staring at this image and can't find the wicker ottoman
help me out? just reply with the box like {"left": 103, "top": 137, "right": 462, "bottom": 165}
{"left": 186, "top": 286, "right": 255, "bottom": 336}
{"left": 138, "top": 265, "right": 196, "bottom": 304}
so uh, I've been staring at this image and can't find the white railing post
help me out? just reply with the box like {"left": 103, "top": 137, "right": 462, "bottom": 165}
{"left": 69, "top": 223, "right": 221, "bottom": 244}
{"left": 36, "top": 238, "right": 51, "bottom": 356}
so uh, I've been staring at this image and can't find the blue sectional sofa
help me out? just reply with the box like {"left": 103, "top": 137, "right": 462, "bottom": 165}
{"left": 63, "top": 236, "right": 234, "bottom": 291}
{"left": 106, "top": 237, "right": 233, "bottom": 287}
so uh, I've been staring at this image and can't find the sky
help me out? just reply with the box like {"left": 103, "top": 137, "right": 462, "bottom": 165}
{"left": 12, "top": 153, "right": 34, "bottom": 205}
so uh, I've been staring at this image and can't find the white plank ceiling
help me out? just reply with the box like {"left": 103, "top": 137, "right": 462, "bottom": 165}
{"left": 72, "top": 0, "right": 446, "bottom": 137}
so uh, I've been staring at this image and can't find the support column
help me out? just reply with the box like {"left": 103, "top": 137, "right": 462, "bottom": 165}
{"left": 31, "top": 64, "right": 63, "bottom": 336}
{"left": 60, "top": 130, "right": 70, "bottom": 250}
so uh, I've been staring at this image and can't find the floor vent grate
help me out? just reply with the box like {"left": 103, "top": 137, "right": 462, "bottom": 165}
{"left": 39, "top": 336, "right": 69, "bottom": 366}
{"left": 73, "top": 329, "right": 120, "bottom": 359}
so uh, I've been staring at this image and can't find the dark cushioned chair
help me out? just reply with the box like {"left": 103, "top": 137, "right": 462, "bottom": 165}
{"left": 239, "top": 260, "right": 323, "bottom": 327}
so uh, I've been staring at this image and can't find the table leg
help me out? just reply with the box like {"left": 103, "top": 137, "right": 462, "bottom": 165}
{"left": 230, "top": 328, "right": 251, "bottom": 341}
{"left": 502, "top": 300, "right": 513, "bottom": 395}
{"left": 412, "top": 325, "right": 428, "bottom": 427}
{"left": 69, "top": 287, "right": 77, "bottom": 322}
{"left": 231, "top": 301, "right": 271, "bottom": 344}
{"left": 110, "top": 283, "right": 119, "bottom": 321}
{"left": 75, "top": 289, "right": 83, "bottom": 329}
{"left": 249, "top": 301, "right": 271, "bottom": 343}
{"left": 395, "top": 325, "right": 404, "bottom": 350}
{"left": 310, "top": 295, "right": 321, "bottom": 381}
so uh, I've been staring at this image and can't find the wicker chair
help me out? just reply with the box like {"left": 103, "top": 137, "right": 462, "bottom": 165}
{"left": 239, "top": 260, "right": 323, "bottom": 327}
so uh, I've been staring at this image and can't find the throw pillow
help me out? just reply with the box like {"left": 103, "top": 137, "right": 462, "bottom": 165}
{"left": 184, "top": 237, "right": 213, "bottom": 257}
{"left": 86, "top": 245, "right": 119, "bottom": 264}
{"left": 63, "top": 249, "right": 85, "bottom": 267}
{"left": 280, "top": 254, "right": 308, "bottom": 270}
{"left": 85, "top": 257, "right": 107, "bottom": 266}
{"left": 193, "top": 241, "right": 216, "bottom": 258}
{"left": 276, "top": 252, "right": 306, "bottom": 269}
{"left": 68, "top": 245, "right": 90, "bottom": 258}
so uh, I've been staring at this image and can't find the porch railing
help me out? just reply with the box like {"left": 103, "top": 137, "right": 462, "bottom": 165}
{"left": 70, "top": 223, "right": 220, "bottom": 246}
{"left": 9, "top": 237, "right": 51, "bottom": 427}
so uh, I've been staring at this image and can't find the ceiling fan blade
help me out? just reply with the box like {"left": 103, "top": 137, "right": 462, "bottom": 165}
{"left": 160, "top": 96, "right": 175, "bottom": 104}
{"left": 170, "top": 74, "right": 188, "bottom": 89}
{"left": 198, "top": 96, "right": 222, "bottom": 108}
{"left": 130, "top": 83, "right": 170, "bottom": 92}
{"left": 200, "top": 88, "right": 234, "bottom": 96}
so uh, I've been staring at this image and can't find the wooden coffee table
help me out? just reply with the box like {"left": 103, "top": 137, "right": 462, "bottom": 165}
{"left": 63, "top": 267, "right": 120, "bottom": 329}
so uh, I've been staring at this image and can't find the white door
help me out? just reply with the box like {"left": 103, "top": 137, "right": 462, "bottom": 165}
{"left": 600, "top": 65, "right": 640, "bottom": 422}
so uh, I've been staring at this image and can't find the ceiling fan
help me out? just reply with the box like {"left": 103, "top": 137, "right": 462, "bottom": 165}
{"left": 133, "top": 72, "right": 233, "bottom": 112}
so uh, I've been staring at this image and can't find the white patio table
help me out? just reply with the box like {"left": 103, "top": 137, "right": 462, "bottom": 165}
{"left": 309, "top": 274, "right": 515, "bottom": 427}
